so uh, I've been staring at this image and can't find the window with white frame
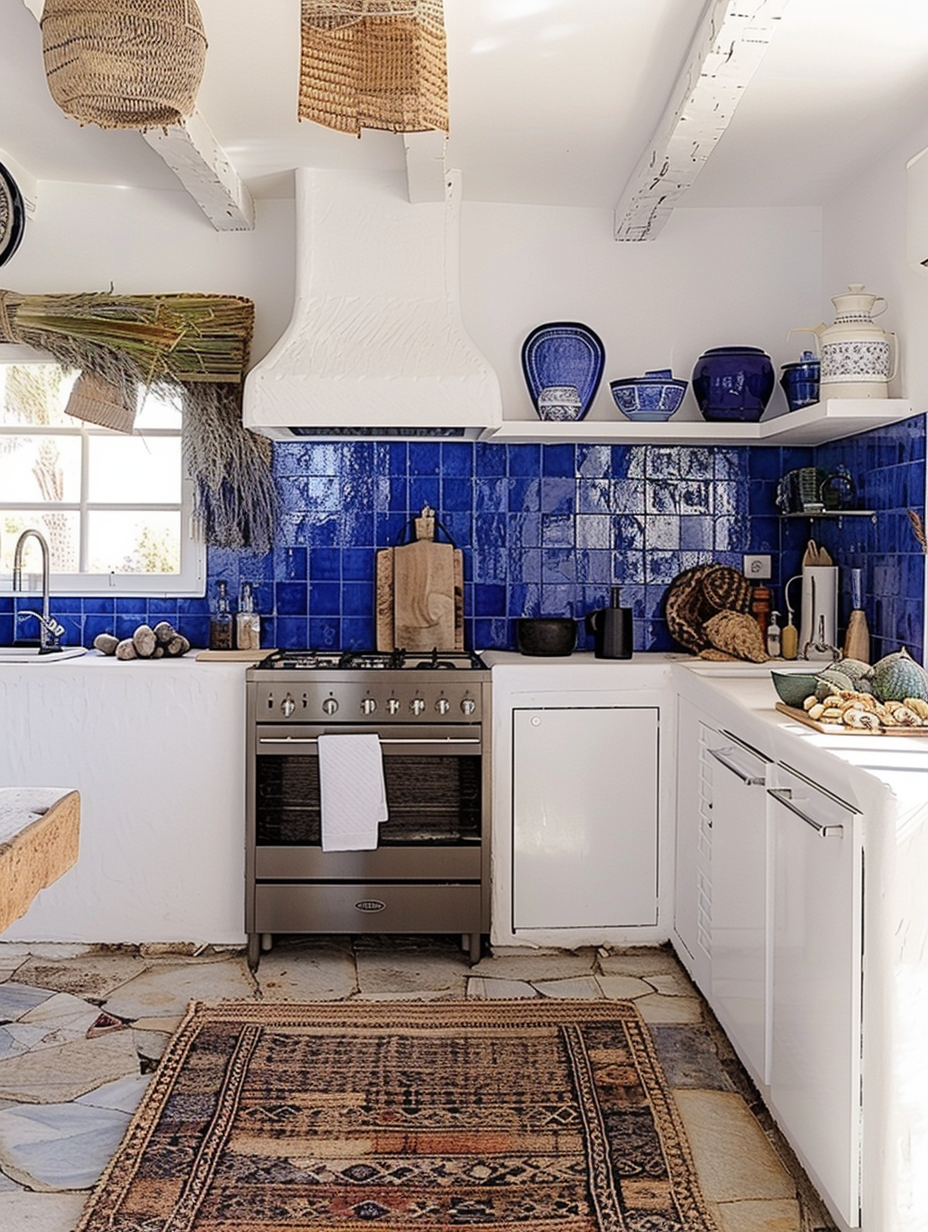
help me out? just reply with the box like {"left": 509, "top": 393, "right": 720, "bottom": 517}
{"left": 0, "top": 347, "right": 205, "bottom": 596}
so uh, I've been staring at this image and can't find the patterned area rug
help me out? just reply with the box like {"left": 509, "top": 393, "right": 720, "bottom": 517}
{"left": 77, "top": 1000, "right": 718, "bottom": 1232}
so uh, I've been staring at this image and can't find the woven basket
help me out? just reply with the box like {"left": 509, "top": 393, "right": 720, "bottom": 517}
{"left": 41, "top": 0, "right": 207, "bottom": 130}
{"left": 65, "top": 370, "right": 137, "bottom": 433}
{"left": 300, "top": 0, "right": 448, "bottom": 135}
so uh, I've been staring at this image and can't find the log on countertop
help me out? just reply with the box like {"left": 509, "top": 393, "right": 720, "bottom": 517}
{"left": 0, "top": 788, "right": 80, "bottom": 933}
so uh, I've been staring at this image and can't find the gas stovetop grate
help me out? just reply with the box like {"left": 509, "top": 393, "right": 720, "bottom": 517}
{"left": 254, "top": 648, "right": 488, "bottom": 672}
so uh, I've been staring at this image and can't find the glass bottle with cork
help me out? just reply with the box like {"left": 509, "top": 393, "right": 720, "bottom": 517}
{"left": 236, "top": 581, "right": 261, "bottom": 651}
{"left": 209, "top": 579, "right": 234, "bottom": 651}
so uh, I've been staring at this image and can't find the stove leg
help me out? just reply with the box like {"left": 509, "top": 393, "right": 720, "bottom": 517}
{"left": 468, "top": 933, "right": 482, "bottom": 965}
{"left": 246, "top": 933, "right": 261, "bottom": 971}
{"left": 261, "top": 932, "right": 273, "bottom": 952}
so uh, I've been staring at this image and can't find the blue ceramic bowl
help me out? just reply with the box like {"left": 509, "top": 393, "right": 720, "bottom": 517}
{"left": 692, "top": 346, "right": 775, "bottom": 422}
{"left": 610, "top": 371, "right": 687, "bottom": 422}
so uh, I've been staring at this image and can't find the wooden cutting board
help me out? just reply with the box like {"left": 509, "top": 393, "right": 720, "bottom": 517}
{"left": 376, "top": 541, "right": 463, "bottom": 652}
{"left": 775, "top": 702, "right": 928, "bottom": 736}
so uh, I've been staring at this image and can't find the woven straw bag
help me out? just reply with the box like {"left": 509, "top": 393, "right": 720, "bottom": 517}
{"left": 41, "top": 0, "right": 207, "bottom": 130}
{"left": 300, "top": 0, "right": 448, "bottom": 135}
{"left": 65, "top": 371, "right": 137, "bottom": 433}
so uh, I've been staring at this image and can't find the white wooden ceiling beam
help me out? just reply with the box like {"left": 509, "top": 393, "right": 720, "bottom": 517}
{"left": 614, "top": 0, "right": 789, "bottom": 242}
{"left": 142, "top": 114, "right": 255, "bottom": 231}
{"left": 403, "top": 131, "right": 449, "bottom": 203}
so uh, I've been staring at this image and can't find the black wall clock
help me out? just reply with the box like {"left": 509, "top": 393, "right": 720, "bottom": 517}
{"left": 0, "top": 161, "right": 26, "bottom": 267}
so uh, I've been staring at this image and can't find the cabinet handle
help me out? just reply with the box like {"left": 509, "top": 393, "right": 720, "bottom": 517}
{"left": 708, "top": 745, "right": 766, "bottom": 786}
{"left": 767, "top": 787, "right": 844, "bottom": 837}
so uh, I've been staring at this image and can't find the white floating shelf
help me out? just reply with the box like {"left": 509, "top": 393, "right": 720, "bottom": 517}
{"left": 481, "top": 399, "right": 921, "bottom": 447}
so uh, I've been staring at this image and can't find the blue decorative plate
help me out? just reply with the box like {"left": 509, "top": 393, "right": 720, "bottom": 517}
{"left": 521, "top": 322, "right": 605, "bottom": 419}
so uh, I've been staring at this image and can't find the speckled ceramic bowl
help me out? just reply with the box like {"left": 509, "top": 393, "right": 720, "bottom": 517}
{"left": 771, "top": 670, "right": 820, "bottom": 708}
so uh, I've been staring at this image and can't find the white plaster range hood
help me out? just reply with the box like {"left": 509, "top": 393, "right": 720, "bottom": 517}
{"left": 243, "top": 167, "right": 502, "bottom": 439}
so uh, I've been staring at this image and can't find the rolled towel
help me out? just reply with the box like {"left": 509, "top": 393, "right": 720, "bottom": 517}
{"left": 317, "top": 733, "right": 388, "bottom": 851}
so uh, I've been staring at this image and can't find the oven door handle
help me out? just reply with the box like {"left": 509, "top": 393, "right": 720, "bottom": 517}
{"left": 257, "top": 737, "right": 482, "bottom": 746}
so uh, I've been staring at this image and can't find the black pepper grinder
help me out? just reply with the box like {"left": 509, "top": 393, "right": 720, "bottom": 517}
{"left": 585, "top": 586, "right": 633, "bottom": 659}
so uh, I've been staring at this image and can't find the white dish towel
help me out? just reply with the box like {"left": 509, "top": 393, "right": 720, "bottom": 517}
{"left": 317, "top": 733, "right": 388, "bottom": 851}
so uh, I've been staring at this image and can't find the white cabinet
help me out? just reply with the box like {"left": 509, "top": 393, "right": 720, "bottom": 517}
{"left": 512, "top": 706, "right": 658, "bottom": 930}
{"left": 707, "top": 730, "right": 771, "bottom": 1086}
{"left": 768, "top": 763, "right": 863, "bottom": 1230}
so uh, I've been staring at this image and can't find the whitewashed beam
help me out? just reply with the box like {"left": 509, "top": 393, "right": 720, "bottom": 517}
{"left": 22, "top": 0, "right": 253, "bottom": 231}
{"left": 142, "top": 113, "right": 255, "bottom": 231}
{"left": 614, "top": 0, "right": 789, "bottom": 242}
{"left": 403, "top": 131, "right": 448, "bottom": 203}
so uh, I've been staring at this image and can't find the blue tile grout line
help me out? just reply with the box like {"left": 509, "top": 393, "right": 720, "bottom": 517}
{"left": 1, "top": 421, "right": 923, "bottom": 660}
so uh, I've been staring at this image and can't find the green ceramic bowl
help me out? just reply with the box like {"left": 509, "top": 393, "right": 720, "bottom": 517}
{"left": 771, "top": 670, "right": 820, "bottom": 708}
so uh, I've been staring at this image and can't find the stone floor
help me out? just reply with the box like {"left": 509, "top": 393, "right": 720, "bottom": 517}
{"left": 0, "top": 936, "right": 836, "bottom": 1232}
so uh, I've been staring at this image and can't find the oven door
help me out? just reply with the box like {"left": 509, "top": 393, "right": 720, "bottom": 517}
{"left": 250, "top": 725, "right": 483, "bottom": 881}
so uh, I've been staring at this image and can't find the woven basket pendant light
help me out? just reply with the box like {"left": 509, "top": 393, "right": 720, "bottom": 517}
{"left": 40, "top": 0, "right": 207, "bottom": 130}
{"left": 300, "top": 0, "right": 448, "bottom": 135}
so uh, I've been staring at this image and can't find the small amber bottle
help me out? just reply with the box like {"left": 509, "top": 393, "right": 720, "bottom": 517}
{"left": 751, "top": 583, "right": 771, "bottom": 639}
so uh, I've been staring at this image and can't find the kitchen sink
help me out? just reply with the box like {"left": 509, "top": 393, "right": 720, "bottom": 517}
{"left": 0, "top": 646, "right": 87, "bottom": 664}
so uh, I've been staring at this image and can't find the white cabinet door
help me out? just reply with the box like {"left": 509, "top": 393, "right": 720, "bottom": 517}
{"left": 673, "top": 698, "right": 714, "bottom": 991}
{"left": 512, "top": 707, "right": 658, "bottom": 930}
{"left": 768, "top": 765, "right": 863, "bottom": 1229}
{"left": 707, "top": 732, "right": 771, "bottom": 1086}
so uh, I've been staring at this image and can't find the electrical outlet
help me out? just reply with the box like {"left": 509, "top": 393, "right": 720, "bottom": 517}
{"left": 743, "top": 554, "right": 772, "bottom": 580}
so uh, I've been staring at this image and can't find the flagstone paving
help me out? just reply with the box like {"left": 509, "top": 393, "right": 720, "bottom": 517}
{"left": 0, "top": 938, "right": 837, "bottom": 1232}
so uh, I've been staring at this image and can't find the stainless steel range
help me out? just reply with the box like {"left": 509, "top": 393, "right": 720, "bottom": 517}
{"left": 245, "top": 649, "right": 491, "bottom": 968}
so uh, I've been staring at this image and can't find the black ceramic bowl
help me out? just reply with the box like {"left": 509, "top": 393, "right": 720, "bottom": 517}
{"left": 516, "top": 617, "right": 577, "bottom": 657}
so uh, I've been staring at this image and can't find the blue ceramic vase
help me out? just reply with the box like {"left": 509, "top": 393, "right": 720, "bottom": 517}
{"left": 692, "top": 346, "right": 775, "bottom": 422}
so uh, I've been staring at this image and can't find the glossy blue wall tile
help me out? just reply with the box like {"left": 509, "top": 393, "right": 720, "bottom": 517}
{"left": 10, "top": 418, "right": 922, "bottom": 659}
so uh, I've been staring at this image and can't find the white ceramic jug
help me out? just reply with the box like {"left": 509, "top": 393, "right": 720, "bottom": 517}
{"left": 790, "top": 284, "right": 897, "bottom": 399}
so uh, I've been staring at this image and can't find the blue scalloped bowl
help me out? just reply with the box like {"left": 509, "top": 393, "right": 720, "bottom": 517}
{"left": 610, "top": 371, "right": 688, "bottom": 422}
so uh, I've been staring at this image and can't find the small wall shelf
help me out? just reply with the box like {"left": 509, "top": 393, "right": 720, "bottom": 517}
{"left": 781, "top": 510, "right": 877, "bottom": 524}
{"left": 481, "top": 398, "right": 921, "bottom": 447}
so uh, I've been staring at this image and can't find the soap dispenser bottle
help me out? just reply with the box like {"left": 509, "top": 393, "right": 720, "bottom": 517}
{"left": 766, "top": 609, "right": 782, "bottom": 658}
{"left": 236, "top": 581, "right": 261, "bottom": 651}
{"left": 209, "top": 580, "right": 234, "bottom": 651}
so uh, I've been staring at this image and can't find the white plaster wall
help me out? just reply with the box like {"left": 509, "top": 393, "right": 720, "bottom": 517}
{"left": 3, "top": 178, "right": 824, "bottom": 421}
{"left": 2, "top": 182, "right": 296, "bottom": 365}
{"left": 461, "top": 201, "right": 824, "bottom": 421}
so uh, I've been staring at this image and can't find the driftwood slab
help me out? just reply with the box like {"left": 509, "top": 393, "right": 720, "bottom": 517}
{"left": 0, "top": 788, "right": 80, "bottom": 933}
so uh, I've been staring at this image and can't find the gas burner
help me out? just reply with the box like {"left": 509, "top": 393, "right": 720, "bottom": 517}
{"left": 339, "top": 649, "right": 407, "bottom": 671}
{"left": 254, "top": 649, "right": 342, "bottom": 670}
{"left": 409, "top": 649, "right": 488, "bottom": 671}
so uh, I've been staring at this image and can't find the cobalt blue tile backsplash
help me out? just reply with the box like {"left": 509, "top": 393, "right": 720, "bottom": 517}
{"left": 3, "top": 420, "right": 924, "bottom": 660}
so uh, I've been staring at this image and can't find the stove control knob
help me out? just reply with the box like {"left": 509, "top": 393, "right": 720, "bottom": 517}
{"left": 322, "top": 697, "right": 339, "bottom": 716}
{"left": 361, "top": 697, "right": 377, "bottom": 716}
{"left": 435, "top": 697, "right": 451, "bottom": 715}
{"left": 281, "top": 694, "right": 296, "bottom": 718}
{"left": 386, "top": 697, "right": 401, "bottom": 715}
{"left": 410, "top": 697, "right": 426, "bottom": 716}
{"left": 460, "top": 697, "right": 476, "bottom": 716}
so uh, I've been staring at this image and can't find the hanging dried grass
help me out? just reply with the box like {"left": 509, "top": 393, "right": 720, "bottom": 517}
{"left": 300, "top": 0, "right": 448, "bottom": 135}
{"left": 0, "top": 287, "right": 278, "bottom": 552}
{"left": 183, "top": 384, "right": 277, "bottom": 553}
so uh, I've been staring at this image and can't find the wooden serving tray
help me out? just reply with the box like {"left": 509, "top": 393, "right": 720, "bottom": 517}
{"left": 775, "top": 701, "right": 928, "bottom": 736}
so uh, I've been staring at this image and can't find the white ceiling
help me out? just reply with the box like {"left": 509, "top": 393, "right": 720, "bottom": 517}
{"left": 4, "top": 0, "right": 928, "bottom": 211}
